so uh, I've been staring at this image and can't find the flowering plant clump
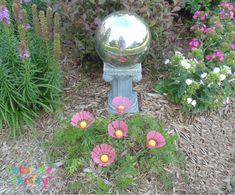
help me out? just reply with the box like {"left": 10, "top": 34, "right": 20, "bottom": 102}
{"left": 156, "top": 1, "right": 235, "bottom": 113}
{"left": 0, "top": 0, "right": 61, "bottom": 136}
{"left": 47, "top": 110, "right": 183, "bottom": 193}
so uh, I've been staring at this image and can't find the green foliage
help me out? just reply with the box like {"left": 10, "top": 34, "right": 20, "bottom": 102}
{"left": 185, "top": 0, "right": 223, "bottom": 14}
{"left": 47, "top": 114, "right": 184, "bottom": 193}
{"left": 54, "top": 0, "right": 185, "bottom": 71}
{"left": 0, "top": 1, "right": 61, "bottom": 137}
{"left": 156, "top": 3, "right": 235, "bottom": 113}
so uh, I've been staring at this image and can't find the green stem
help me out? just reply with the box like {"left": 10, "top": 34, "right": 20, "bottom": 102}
{"left": 4, "top": 26, "right": 15, "bottom": 70}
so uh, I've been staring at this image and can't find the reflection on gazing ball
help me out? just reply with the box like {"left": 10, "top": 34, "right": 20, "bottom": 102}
{"left": 95, "top": 11, "right": 151, "bottom": 67}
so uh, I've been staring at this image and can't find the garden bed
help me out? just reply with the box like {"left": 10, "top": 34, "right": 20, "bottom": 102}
{"left": 0, "top": 62, "right": 234, "bottom": 194}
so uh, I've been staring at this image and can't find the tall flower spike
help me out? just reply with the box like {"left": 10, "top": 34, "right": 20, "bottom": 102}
{"left": 19, "top": 41, "right": 30, "bottom": 59}
{"left": 18, "top": 24, "right": 25, "bottom": 41}
{"left": 39, "top": 11, "right": 48, "bottom": 41}
{"left": 0, "top": 0, "right": 6, "bottom": 6}
{"left": 0, "top": 3, "right": 10, "bottom": 25}
{"left": 46, "top": 7, "right": 52, "bottom": 34}
{"left": 53, "top": 33, "right": 60, "bottom": 63}
{"left": 21, "top": 9, "right": 30, "bottom": 30}
{"left": 54, "top": 13, "right": 60, "bottom": 34}
{"left": 32, "top": 4, "right": 40, "bottom": 36}
{"left": 12, "top": 1, "right": 20, "bottom": 21}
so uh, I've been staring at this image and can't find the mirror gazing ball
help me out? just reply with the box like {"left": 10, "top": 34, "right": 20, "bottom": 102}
{"left": 95, "top": 11, "right": 151, "bottom": 67}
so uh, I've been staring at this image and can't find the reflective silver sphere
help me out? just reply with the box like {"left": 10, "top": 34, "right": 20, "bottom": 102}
{"left": 95, "top": 11, "right": 151, "bottom": 67}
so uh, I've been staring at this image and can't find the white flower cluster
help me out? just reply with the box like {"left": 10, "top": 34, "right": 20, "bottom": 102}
{"left": 187, "top": 98, "right": 197, "bottom": 107}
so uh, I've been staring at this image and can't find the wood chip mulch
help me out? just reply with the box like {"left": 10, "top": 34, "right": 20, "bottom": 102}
{"left": 0, "top": 61, "right": 234, "bottom": 194}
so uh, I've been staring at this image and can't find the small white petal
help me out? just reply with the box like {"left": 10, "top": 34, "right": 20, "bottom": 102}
{"left": 181, "top": 59, "right": 191, "bottom": 69}
{"left": 191, "top": 100, "right": 197, "bottom": 107}
{"left": 186, "top": 79, "right": 193, "bottom": 85}
{"left": 213, "top": 67, "right": 220, "bottom": 73}
{"left": 200, "top": 73, "right": 207, "bottom": 78}
{"left": 219, "top": 74, "right": 226, "bottom": 81}
{"left": 223, "top": 65, "right": 232, "bottom": 74}
{"left": 187, "top": 98, "right": 192, "bottom": 104}
{"left": 164, "top": 59, "right": 170, "bottom": 64}
{"left": 175, "top": 51, "right": 182, "bottom": 55}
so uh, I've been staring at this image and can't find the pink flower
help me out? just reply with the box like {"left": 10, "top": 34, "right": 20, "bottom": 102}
{"left": 112, "top": 96, "right": 132, "bottom": 114}
{"left": 215, "top": 50, "right": 224, "bottom": 62}
{"left": 0, "top": 5, "right": 10, "bottom": 25}
{"left": 199, "top": 24, "right": 207, "bottom": 32}
{"left": 189, "top": 38, "right": 201, "bottom": 49}
{"left": 231, "top": 43, "right": 235, "bottom": 50}
{"left": 147, "top": 131, "right": 166, "bottom": 149}
{"left": 91, "top": 144, "right": 116, "bottom": 167}
{"left": 190, "top": 26, "right": 195, "bottom": 31}
{"left": 204, "top": 28, "right": 214, "bottom": 33}
{"left": 193, "top": 11, "right": 200, "bottom": 19}
{"left": 108, "top": 120, "right": 128, "bottom": 139}
{"left": 70, "top": 111, "right": 95, "bottom": 130}
{"left": 205, "top": 54, "right": 211, "bottom": 61}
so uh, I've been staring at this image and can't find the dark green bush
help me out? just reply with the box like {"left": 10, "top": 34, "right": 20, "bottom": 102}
{"left": 56, "top": 0, "right": 185, "bottom": 71}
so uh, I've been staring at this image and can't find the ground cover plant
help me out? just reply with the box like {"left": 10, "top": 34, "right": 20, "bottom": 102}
{"left": 0, "top": 0, "right": 61, "bottom": 136}
{"left": 47, "top": 96, "right": 184, "bottom": 193}
{"left": 155, "top": 1, "right": 235, "bottom": 112}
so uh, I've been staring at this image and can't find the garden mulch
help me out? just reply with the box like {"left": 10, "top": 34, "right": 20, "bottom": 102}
{"left": 0, "top": 59, "right": 235, "bottom": 194}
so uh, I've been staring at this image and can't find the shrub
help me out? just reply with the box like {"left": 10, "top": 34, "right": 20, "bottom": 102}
{"left": 155, "top": 1, "right": 235, "bottom": 113}
{"left": 46, "top": 112, "right": 184, "bottom": 193}
{"left": 0, "top": 0, "right": 61, "bottom": 137}
{"left": 185, "top": 0, "right": 223, "bottom": 14}
{"left": 57, "top": 0, "right": 184, "bottom": 71}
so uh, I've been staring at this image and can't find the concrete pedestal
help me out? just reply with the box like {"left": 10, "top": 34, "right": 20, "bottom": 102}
{"left": 103, "top": 63, "right": 142, "bottom": 113}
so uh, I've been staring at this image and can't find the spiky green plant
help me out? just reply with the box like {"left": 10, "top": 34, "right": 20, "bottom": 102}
{"left": 0, "top": 1, "right": 61, "bottom": 137}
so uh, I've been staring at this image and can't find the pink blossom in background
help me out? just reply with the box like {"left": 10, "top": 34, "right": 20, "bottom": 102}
{"left": 119, "top": 56, "right": 127, "bottom": 63}
{"left": 193, "top": 11, "right": 209, "bottom": 21}
{"left": 112, "top": 96, "right": 132, "bottom": 114}
{"left": 215, "top": 51, "right": 224, "bottom": 61}
{"left": 193, "top": 11, "right": 201, "bottom": 19}
{"left": 190, "top": 26, "right": 195, "bottom": 31}
{"left": 0, "top": 5, "right": 10, "bottom": 25}
{"left": 147, "top": 131, "right": 166, "bottom": 149}
{"left": 70, "top": 111, "right": 95, "bottom": 129}
{"left": 230, "top": 43, "right": 235, "bottom": 50}
{"left": 108, "top": 120, "right": 128, "bottom": 139}
{"left": 208, "top": 51, "right": 224, "bottom": 62}
{"left": 199, "top": 24, "right": 207, "bottom": 32}
{"left": 189, "top": 38, "right": 201, "bottom": 50}
{"left": 91, "top": 144, "right": 116, "bottom": 167}
{"left": 205, "top": 54, "right": 211, "bottom": 61}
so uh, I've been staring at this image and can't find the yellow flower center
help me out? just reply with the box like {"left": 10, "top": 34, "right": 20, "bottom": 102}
{"left": 115, "top": 129, "right": 123, "bottom": 138}
{"left": 117, "top": 105, "right": 125, "bottom": 113}
{"left": 148, "top": 139, "right": 157, "bottom": 147}
{"left": 100, "top": 154, "right": 109, "bottom": 163}
{"left": 79, "top": 121, "right": 87, "bottom": 129}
